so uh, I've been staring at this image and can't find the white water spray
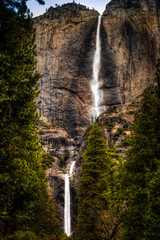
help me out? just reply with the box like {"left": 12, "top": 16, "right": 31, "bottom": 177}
{"left": 64, "top": 174, "right": 70, "bottom": 236}
{"left": 91, "top": 15, "right": 103, "bottom": 123}
{"left": 69, "top": 161, "right": 76, "bottom": 175}
{"left": 64, "top": 161, "right": 76, "bottom": 236}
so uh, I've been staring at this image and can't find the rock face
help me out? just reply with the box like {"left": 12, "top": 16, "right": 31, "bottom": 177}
{"left": 36, "top": 120, "right": 78, "bottom": 227}
{"left": 101, "top": 0, "right": 160, "bottom": 106}
{"left": 34, "top": 1, "right": 160, "bottom": 138}
{"left": 34, "top": 3, "right": 99, "bottom": 138}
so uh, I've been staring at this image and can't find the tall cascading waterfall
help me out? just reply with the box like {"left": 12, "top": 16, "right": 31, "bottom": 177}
{"left": 91, "top": 15, "right": 103, "bottom": 123}
{"left": 64, "top": 15, "right": 102, "bottom": 236}
{"left": 64, "top": 161, "right": 76, "bottom": 236}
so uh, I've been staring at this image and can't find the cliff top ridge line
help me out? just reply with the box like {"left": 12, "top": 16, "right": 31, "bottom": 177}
{"left": 106, "top": 0, "right": 160, "bottom": 10}
{"left": 34, "top": 2, "right": 99, "bottom": 22}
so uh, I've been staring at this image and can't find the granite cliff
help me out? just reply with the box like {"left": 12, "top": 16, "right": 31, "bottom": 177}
{"left": 34, "top": 3, "right": 99, "bottom": 138}
{"left": 101, "top": 0, "right": 160, "bottom": 106}
{"left": 35, "top": 1, "right": 160, "bottom": 139}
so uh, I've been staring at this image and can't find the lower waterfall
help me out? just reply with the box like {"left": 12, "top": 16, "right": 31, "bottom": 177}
{"left": 64, "top": 161, "right": 76, "bottom": 236}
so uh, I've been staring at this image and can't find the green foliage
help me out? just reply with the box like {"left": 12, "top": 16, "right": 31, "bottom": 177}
{"left": 29, "top": 197, "right": 62, "bottom": 239}
{"left": 44, "top": 124, "right": 51, "bottom": 129}
{"left": 4, "top": 230, "right": 41, "bottom": 240}
{"left": 2, "top": 0, "right": 45, "bottom": 14}
{"left": 75, "top": 122, "right": 123, "bottom": 240}
{"left": 52, "top": 122, "right": 56, "bottom": 128}
{"left": 102, "top": 119, "right": 113, "bottom": 132}
{"left": 108, "top": 105, "right": 117, "bottom": 113}
{"left": 59, "top": 149, "right": 70, "bottom": 167}
{"left": 39, "top": 130, "right": 46, "bottom": 135}
{"left": 38, "top": 120, "right": 51, "bottom": 129}
{"left": 61, "top": 234, "right": 72, "bottom": 240}
{"left": 0, "top": 1, "right": 63, "bottom": 239}
{"left": 119, "top": 136, "right": 131, "bottom": 147}
{"left": 115, "top": 128, "right": 123, "bottom": 137}
{"left": 42, "top": 153, "right": 55, "bottom": 169}
{"left": 118, "top": 113, "right": 124, "bottom": 117}
{"left": 115, "top": 123, "right": 130, "bottom": 138}
{"left": 128, "top": 110, "right": 135, "bottom": 115}
{"left": 129, "top": 103, "right": 139, "bottom": 108}
{"left": 123, "top": 122, "right": 129, "bottom": 130}
{"left": 121, "top": 59, "right": 160, "bottom": 239}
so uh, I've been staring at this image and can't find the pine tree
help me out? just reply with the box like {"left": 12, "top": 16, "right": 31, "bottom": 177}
{"left": 0, "top": 1, "right": 62, "bottom": 239}
{"left": 75, "top": 122, "right": 123, "bottom": 240}
{"left": 121, "top": 59, "right": 160, "bottom": 240}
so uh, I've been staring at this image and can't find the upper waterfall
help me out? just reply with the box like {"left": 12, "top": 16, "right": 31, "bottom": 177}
{"left": 91, "top": 15, "right": 103, "bottom": 123}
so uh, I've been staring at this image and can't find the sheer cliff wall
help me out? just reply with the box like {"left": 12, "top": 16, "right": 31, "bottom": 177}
{"left": 34, "top": 4, "right": 99, "bottom": 138}
{"left": 101, "top": 0, "right": 160, "bottom": 106}
{"left": 34, "top": 1, "right": 160, "bottom": 138}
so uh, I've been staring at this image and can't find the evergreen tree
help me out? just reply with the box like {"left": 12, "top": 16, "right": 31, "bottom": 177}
{"left": 121, "top": 59, "right": 160, "bottom": 240}
{"left": 0, "top": 1, "right": 62, "bottom": 239}
{"left": 75, "top": 122, "right": 123, "bottom": 240}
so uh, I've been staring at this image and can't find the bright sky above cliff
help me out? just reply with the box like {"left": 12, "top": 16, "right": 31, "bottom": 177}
{"left": 27, "top": 0, "right": 111, "bottom": 16}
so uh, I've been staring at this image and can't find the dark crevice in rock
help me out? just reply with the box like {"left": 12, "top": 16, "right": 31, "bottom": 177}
{"left": 53, "top": 86, "right": 85, "bottom": 104}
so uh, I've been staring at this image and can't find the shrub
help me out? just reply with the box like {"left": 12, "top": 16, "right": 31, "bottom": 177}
{"left": 103, "top": 120, "right": 113, "bottom": 132}
{"left": 6, "top": 231, "right": 41, "bottom": 240}
{"left": 119, "top": 136, "right": 131, "bottom": 147}
{"left": 128, "top": 110, "right": 135, "bottom": 115}
{"left": 42, "top": 153, "right": 55, "bottom": 169}
{"left": 115, "top": 128, "right": 123, "bottom": 137}
{"left": 59, "top": 149, "right": 70, "bottom": 167}
{"left": 39, "top": 130, "right": 45, "bottom": 135}
{"left": 43, "top": 123, "right": 51, "bottom": 129}
{"left": 123, "top": 122, "right": 129, "bottom": 130}
{"left": 52, "top": 122, "right": 56, "bottom": 128}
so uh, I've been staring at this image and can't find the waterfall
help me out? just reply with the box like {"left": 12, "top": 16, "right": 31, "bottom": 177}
{"left": 91, "top": 15, "right": 103, "bottom": 123}
{"left": 69, "top": 161, "right": 76, "bottom": 175}
{"left": 64, "top": 174, "right": 71, "bottom": 236}
{"left": 64, "top": 161, "right": 76, "bottom": 236}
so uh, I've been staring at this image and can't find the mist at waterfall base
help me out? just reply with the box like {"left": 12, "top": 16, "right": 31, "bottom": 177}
{"left": 64, "top": 161, "right": 76, "bottom": 236}
{"left": 91, "top": 15, "right": 103, "bottom": 123}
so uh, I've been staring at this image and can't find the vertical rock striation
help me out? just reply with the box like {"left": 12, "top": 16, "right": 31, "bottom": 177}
{"left": 34, "top": 3, "right": 99, "bottom": 137}
{"left": 101, "top": 0, "right": 160, "bottom": 106}
{"left": 34, "top": 1, "right": 160, "bottom": 138}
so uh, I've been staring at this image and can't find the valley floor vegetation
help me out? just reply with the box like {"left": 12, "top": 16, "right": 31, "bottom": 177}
{"left": 75, "top": 58, "right": 160, "bottom": 240}
{"left": 0, "top": 0, "right": 69, "bottom": 239}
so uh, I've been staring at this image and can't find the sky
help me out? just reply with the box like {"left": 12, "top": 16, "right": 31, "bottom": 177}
{"left": 27, "top": 0, "right": 111, "bottom": 17}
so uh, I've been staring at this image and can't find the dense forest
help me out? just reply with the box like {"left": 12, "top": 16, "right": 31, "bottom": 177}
{"left": 0, "top": 0, "right": 160, "bottom": 239}
{"left": 0, "top": 0, "right": 68, "bottom": 239}
{"left": 75, "top": 60, "right": 160, "bottom": 240}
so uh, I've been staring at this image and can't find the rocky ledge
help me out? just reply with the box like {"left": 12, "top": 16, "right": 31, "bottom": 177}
{"left": 36, "top": 120, "right": 78, "bottom": 226}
